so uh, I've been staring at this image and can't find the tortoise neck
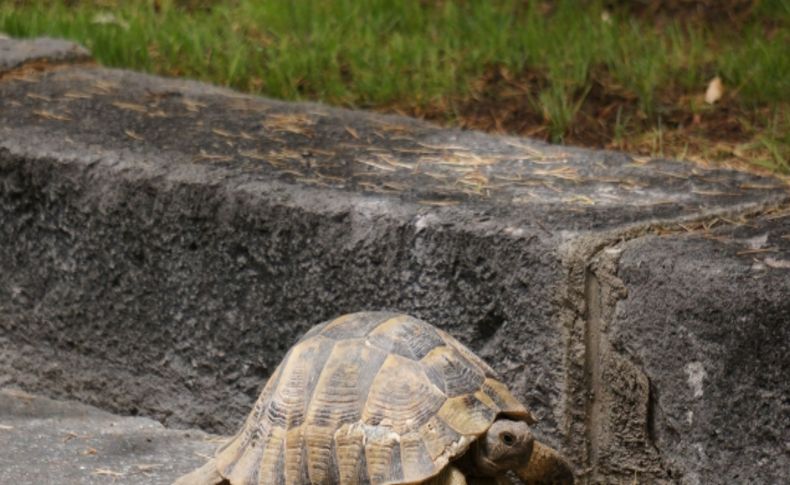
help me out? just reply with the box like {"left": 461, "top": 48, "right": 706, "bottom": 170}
{"left": 455, "top": 441, "right": 499, "bottom": 478}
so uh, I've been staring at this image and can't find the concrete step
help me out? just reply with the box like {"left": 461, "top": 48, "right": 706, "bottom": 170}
{"left": 1, "top": 37, "right": 787, "bottom": 483}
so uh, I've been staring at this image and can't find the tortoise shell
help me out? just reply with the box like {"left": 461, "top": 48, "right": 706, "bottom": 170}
{"left": 214, "top": 312, "right": 535, "bottom": 485}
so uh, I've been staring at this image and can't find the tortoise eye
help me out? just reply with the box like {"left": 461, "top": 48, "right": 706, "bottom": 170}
{"left": 500, "top": 432, "right": 515, "bottom": 446}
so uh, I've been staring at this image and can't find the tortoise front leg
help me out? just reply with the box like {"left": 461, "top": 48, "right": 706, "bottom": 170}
{"left": 515, "top": 440, "right": 575, "bottom": 484}
{"left": 423, "top": 465, "right": 467, "bottom": 485}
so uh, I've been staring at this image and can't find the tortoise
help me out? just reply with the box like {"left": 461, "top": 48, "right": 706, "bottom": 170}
{"left": 175, "top": 312, "right": 574, "bottom": 484}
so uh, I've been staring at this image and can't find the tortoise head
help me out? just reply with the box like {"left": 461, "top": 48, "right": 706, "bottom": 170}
{"left": 473, "top": 419, "right": 534, "bottom": 475}
{"left": 474, "top": 418, "right": 575, "bottom": 484}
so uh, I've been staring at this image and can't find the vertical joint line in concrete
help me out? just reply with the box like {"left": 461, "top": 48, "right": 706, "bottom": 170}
{"left": 583, "top": 266, "right": 603, "bottom": 472}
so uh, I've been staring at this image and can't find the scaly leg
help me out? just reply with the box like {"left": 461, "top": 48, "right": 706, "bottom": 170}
{"left": 515, "top": 441, "right": 575, "bottom": 484}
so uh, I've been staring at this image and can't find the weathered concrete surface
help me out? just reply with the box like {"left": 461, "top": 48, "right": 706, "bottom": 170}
{"left": 584, "top": 210, "right": 790, "bottom": 484}
{"left": 0, "top": 36, "right": 90, "bottom": 73}
{"left": 0, "top": 37, "right": 788, "bottom": 483}
{"left": 0, "top": 388, "right": 219, "bottom": 484}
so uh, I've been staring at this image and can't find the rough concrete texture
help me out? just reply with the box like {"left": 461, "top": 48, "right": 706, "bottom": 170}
{"left": 0, "top": 36, "right": 91, "bottom": 73}
{"left": 0, "top": 38, "right": 788, "bottom": 483}
{"left": 0, "top": 388, "right": 219, "bottom": 484}
{"left": 585, "top": 210, "right": 790, "bottom": 483}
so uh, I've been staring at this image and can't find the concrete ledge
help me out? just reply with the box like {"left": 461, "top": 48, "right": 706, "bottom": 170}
{"left": 1, "top": 38, "right": 788, "bottom": 483}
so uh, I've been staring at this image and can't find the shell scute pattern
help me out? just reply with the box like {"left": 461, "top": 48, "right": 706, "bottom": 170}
{"left": 216, "top": 361, "right": 284, "bottom": 475}
{"left": 215, "top": 312, "right": 532, "bottom": 484}
{"left": 435, "top": 327, "right": 499, "bottom": 379}
{"left": 418, "top": 415, "right": 464, "bottom": 463}
{"left": 320, "top": 312, "right": 400, "bottom": 340}
{"left": 420, "top": 345, "right": 486, "bottom": 397}
{"left": 304, "top": 340, "right": 388, "bottom": 483}
{"left": 364, "top": 425, "right": 404, "bottom": 483}
{"left": 399, "top": 432, "right": 437, "bottom": 482}
{"left": 366, "top": 315, "right": 446, "bottom": 360}
{"left": 361, "top": 354, "right": 445, "bottom": 433}
{"left": 481, "top": 378, "right": 535, "bottom": 423}
{"left": 436, "top": 393, "right": 497, "bottom": 436}
{"left": 333, "top": 423, "right": 367, "bottom": 483}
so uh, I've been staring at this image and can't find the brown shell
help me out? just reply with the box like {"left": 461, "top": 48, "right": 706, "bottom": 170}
{"left": 214, "top": 312, "right": 534, "bottom": 485}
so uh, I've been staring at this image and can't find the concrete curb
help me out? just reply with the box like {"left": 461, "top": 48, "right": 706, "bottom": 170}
{"left": 1, "top": 37, "right": 788, "bottom": 483}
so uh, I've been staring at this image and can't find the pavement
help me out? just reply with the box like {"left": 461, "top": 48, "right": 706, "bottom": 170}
{"left": 0, "top": 388, "right": 219, "bottom": 484}
{"left": 0, "top": 37, "right": 788, "bottom": 484}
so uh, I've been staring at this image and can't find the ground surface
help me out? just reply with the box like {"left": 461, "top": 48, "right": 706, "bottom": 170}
{"left": 0, "top": 388, "right": 219, "bottom": 485}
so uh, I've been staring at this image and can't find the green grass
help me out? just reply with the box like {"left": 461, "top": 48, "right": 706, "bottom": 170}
{"left": 0, "top": 0, "right": 788, "bottom": 173}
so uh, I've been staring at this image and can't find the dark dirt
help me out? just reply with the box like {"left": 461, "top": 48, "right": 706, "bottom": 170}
{"left": 605, "top": 0, "right": 763, "bottom": 28}
{"left": 396, "top": 0, "right": 789, "bottom": 173}
{"left": 416, "top": 62, "right": 779, "bottom": 173}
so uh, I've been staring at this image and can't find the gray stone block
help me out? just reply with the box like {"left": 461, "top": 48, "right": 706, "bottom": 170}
{"left": 587, "top": 212, "right": 790, "bottom": 483}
